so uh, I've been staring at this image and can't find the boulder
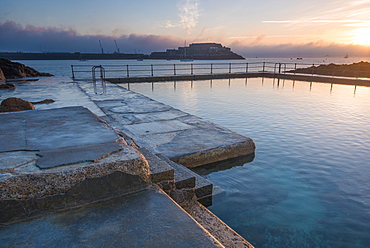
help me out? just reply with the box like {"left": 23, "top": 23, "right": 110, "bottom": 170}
{"left": 0, "top": 97, "right": 35, "bottom": 112}
{"left": 0, "top": 58, "right": 53, "bottom": 79}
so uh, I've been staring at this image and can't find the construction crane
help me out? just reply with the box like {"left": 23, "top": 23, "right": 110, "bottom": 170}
{"left": 99, "top": 40, "right": 104, "bottom": 54}
{"left": 114, "top": 40, "right": 120, "bottom": 54}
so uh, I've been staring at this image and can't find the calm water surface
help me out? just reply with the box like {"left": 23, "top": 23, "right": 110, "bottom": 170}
{"left": 17, "top": 59, "right": 370, "bottom": 247}
{"left": 123, "top": 78, "right": 370, "bottom": 248}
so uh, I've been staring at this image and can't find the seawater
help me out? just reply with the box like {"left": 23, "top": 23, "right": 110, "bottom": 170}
{"left": 123, "top": 78, "right": 370, "bottom": 248}
{"left": 16, "top": 58, "right": 370, "bottom": 247}
{"left": 15, "top": 56, "right": 370, "bottom": 79}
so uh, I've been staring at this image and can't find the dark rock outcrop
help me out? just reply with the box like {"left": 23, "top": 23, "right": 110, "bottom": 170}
{"left": 0, "top": 58, "right": 53, "bottom": 79}
{"left": 288, "top": 61, "right": 370, "bottom": 78}
{"left": 0, "top": 97, "right": 35, "bottom": 112}
{"left": 32, "top": 99, "right": 55, "bottom": 104}
{"left": 0, "top": 83, "right": 16, "bottom": 89}
{"left": 0, "top": 68, "right": 5, "bottom": 80}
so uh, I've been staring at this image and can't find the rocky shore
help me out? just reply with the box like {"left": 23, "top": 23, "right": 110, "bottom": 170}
{"left": 288, "top": 61, "right": 370, "bottom": 78}
{"left": 0, "top": 58, "right": 53, "bottom": 80}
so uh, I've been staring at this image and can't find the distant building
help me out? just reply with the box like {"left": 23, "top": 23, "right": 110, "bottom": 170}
{"left": 150, "top": 43, "right": 244, "bottom": 60}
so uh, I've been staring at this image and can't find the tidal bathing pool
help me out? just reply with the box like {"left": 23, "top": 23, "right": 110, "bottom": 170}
{"left": 122, "top": 77, "right": 370, "bottom": 248}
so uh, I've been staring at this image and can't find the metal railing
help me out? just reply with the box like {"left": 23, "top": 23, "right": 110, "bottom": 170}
{"left": 92, "top": 65, "right": 106, "bottom": 94}
{"left": 71, "top": 62, "right": 370, "bottom": 80}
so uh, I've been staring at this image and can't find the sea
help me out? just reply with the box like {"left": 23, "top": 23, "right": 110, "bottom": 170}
{"left": 13, "top": 57, "right": 370, "bottom": 248}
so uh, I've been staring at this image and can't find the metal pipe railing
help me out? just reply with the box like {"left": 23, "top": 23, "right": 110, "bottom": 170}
{"left": 71, "top": 62, "right": 370, "bottom": 80}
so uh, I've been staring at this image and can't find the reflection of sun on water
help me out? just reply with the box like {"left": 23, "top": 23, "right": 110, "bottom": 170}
{"left": 352, "top": 28, "right": 370, "bottom": 46}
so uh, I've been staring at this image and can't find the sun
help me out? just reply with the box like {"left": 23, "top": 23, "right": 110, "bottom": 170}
{"left": 353, "top": 28, "right": 370, "bottom": 46}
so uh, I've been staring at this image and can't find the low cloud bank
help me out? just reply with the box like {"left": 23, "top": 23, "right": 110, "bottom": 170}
{"left": 1, "top": 21, "right": 369, "bottom": 58}
{"left": 231, "top": 42, "right": 370, "bottom": 58}
{"left": 0, "top": 21, "right": 181, "bottom": 54}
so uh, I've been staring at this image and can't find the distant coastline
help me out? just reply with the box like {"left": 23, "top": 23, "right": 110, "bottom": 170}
{"left": 0, "top": 42, "right": 244, "bottom": 61}
{"left": 0, "top": 52, "right": 148, "bottom": 60}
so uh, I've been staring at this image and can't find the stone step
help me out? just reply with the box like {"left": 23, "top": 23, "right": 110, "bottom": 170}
{"left": 138, "top": 147, "right": 174, "bottom": 184}
{"left": 157, "top": 154, "right": 196, "bottom": 190}
{"left": 157, "top": 154, "right": 213, "bottom": 201}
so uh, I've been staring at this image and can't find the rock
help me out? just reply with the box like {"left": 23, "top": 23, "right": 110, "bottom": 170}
{"left": 288, "top": 61, "right": 370, "bottom": 78}
{"left": 0, "top": 83, "right": 16, "bottom": 89}
{"left": 32, "top": 99, "right": 55, "bottom": 104}
{"left": 0, "top": 97, "right": 35, "bottom": 112}
{"left": 0, "top": 68, "right": 5, "bottom": 80}
{"left": 0, "top": 58, "right": 53, "bottom": 79}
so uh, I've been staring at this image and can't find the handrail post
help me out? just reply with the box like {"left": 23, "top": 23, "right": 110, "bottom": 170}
{"left": 246, "top": 63, "right": 248, "bottom": 73}
{"left": 174, "top": 64, "right": 176, "bottom": 75}
{"left": 263, "top": 62, "right": 266, "bottom": 72}
{"left": 191, "top": 63, "right": 193, "bottom": 75}
{"left": 211, "top": 64, "right": 213, "bottom": 74}
{"left": 151, "top": 64, "right": 154, "bottom": 76}
{"left": 294, "top": 63, "right": 297, "bottom": 75}
{"left": 126, "top": 65, "right": 129, "bottom": 77}
{"left": 71, "top": 65, "right": 75, "bottom": 79}
{"left": 229, "top": 63, "right": 231, "bottom": 73}
{"left": 312, "top": 64, "right": 314, "bottom": 75}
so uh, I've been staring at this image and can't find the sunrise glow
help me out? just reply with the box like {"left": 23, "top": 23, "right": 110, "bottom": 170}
{"left": 352, "top": 28, "right": 370, "bottom": 46}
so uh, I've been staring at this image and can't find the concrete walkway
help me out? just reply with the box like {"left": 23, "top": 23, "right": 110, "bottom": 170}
{"left": 77, "top": 80, "right": 255, "bottom": 168}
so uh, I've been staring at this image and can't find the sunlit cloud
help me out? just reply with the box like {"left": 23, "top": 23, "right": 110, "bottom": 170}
{"left": 229, "top": 41, "right": 370, "bottom": 58}
{"left": 164, "top": 0, "right": 199, "bottom": 34}
{"left": 179, "top": 0, "right": 199, "bottom": 34}
{"left": 263, "top": 20, "right": 367, "bottom": 24}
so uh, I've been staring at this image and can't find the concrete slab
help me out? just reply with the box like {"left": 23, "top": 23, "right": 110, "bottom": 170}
{"left": 0, "top": 106, "right": 121, "bottom": 168}
{"left": 138, "top": 147, "right": 174, "bottom": 184}
{"left": 36, "top": 141, "right": 122, "bottom": 169}
{"left": 0, "top": 189, "right": 222, "bottom": 248}
{"left": 79, "top": 81, "right": 256, "bottom": 168}
{"left": 0, "top": 77, "right": 105, "bottom": 116}
{"left": 0, "top": 115, "right": 27, "bottom": 152}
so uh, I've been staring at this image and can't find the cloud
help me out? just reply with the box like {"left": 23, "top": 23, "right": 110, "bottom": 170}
{"left": 165, "top": 0, "right": 200, "bottom": 34}
{"left": 179, "top": 0, "right": 199, "bottom": 34}
{"left": 0, "top": 21, "right": 182, "bottom": 53}
{"left": 229, "top": 40, "right": 370, "bottom": 58}
{"left": 1, "top": 21, "right": 369, "bottom": 58}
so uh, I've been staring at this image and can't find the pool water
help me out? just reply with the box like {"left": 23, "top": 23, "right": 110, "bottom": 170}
{"left": 124, "top": 78, "right": 370, "bottom": 248}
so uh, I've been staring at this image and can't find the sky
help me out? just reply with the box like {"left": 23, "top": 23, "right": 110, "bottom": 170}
{"left": 1, "top": 0, "right": 370, "bottom": 57}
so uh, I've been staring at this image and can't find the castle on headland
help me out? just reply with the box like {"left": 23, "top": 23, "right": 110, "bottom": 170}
{"left": 150, "top": 43, "right": 245, "bottom": 60}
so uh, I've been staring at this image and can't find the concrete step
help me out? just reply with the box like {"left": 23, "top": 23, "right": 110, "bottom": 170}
{"left": 138, "top": 147, "right": 174, "bottom": 184}
{"left": 157, "top": 154, "right": 213, "bottom": 201}
{"left": 0, "top": 189, "right": 223, "bottom": 248}
{"left": 157, "top": 154, "right": 196, "bottom": 190}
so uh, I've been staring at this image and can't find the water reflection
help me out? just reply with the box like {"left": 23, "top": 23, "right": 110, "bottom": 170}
{"left": 122, "top": 77, "right": 364, "bottom": 97}
{"left": 123, "top": 77, "right": 370, "bottom": 248}
{"left": 192, "top": 154, "right": 255, "bottom": 176}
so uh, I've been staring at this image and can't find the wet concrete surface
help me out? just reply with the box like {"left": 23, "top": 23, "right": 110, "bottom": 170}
{"left": 0, "top": 106, "right": 120, "bottom": 165}
{"left": 77, "top": 81, "right": 255, "bottom": 167}
{"left": 0, "top": 189, "right": 221, "bottom": 248}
